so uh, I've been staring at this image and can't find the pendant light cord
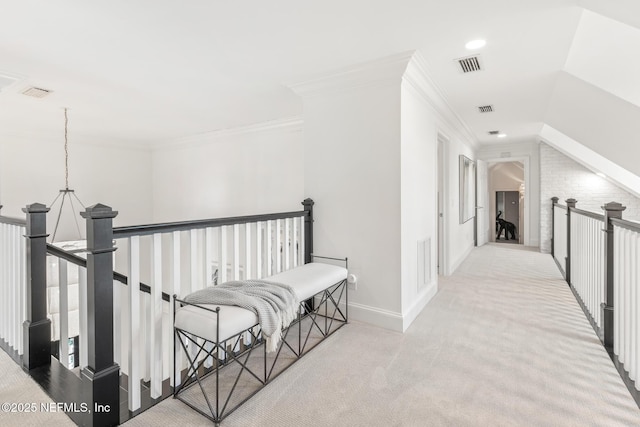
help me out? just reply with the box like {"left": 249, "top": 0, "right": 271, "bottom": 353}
{"left": 64, "top": 108, "right": 69, "bottom": 190}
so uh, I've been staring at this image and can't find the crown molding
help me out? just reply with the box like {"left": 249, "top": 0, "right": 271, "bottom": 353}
{"left": 288, "top": 51, "right": 415, "bottom": 98}
{"left": 402, "top": 51, "right": 478, "bottom": 150}
{"left": 289, "top": 50, "right": 478, "bottom": 150}
{"left": 156, "top": 116, "right": 304, "bottom": 150}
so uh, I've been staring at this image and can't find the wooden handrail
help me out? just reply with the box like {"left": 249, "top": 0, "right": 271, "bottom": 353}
{"left": 611, "top": 217, "right": 640, "bottom": 233}
{"left": 570, "top": 207, "right": 605, "bottom": 222}
{"left": 113, "top": 210, "right": 308, "bottom": 238}
{"left": 0, "top": 215, "right": 27, "bottom": 226}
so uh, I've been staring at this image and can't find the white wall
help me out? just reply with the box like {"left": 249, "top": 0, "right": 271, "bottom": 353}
{"left": 302, "top": 81, "right": 403, "bottom": 328}
{"left": 294, "top": 52, "right": 477, "bottom": 331}
{"left": 477, "top": 141, "right": 540, "bottom": 248}
{"left": 151, "top": 120, "right": 305, "bottom": 222}
{"left": 399, "top": 82, "right": 438, "bottom": 328}
{"left": 0, "top": 137, "right": 153, "bottom": 240}
{"left": 539, "top": 142, "right": 640, "bottom": 253}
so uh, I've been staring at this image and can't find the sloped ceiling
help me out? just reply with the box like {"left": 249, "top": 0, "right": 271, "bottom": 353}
{"left": 543, "top": 3, "right": 640, "bottom": 179}
{"left": 0, "top": 0, "right": 638, "bottom": 173}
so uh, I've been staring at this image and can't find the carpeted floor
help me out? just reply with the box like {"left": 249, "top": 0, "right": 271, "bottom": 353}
{"left": 2, "top": 243, "right": 640, "bottom": 426}
{"left": 124, "top": 243, "right": 640, "bottom": 426}
{"left": 0, "top": 350, "right": 75, "bottom": 427}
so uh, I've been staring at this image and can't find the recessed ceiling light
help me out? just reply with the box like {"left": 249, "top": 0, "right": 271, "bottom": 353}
{"left": 497, "top": 133, "right": 507, "bottom": 138}
{"left": 465, "top": 39, "right": 486, "bottom": 50}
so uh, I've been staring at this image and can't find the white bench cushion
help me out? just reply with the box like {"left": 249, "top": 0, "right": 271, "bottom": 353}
{"left": 174, "top": 262, "right": 347, "bottom": 343}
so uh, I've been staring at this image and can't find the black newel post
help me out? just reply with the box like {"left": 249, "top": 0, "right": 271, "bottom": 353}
{"left": 22, "top": 203, "right": 52, "bottom": 370}
{"left": 551, "top": 197, "right": 559, "bottom": 257}
{"left": 302, "top": 198, "right": 314, "bottom": 264}
{"left": 565, "top": 198, "right": 577, "bottom": 285}
{"left": 80, "top": 204, "right": 120, "bottom": 427}
{"left": 601, "top": 201, "right": 626, "bottom": 350}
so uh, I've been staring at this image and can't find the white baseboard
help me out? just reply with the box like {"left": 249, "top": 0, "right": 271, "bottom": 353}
{"left": 345, "top": 301, "right": 404, "bottom": 332}
{"left": 449, "top": 243, "right": 474, "bottom": 274}
{"left": 401, "top": 280, "right": 438, "bottom": 332}
{"left": 328, "top": 280, "right": 438, "bottom": 333}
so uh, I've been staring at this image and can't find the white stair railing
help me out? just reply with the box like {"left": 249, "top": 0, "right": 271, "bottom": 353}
{"left": 553, "top": 203, "right": 567, "bottom": 275}
{"left": 570, "top": 210, "right": 605, "bottom": 328}
{"left": 0, "top": 216, "right": 27, "bottom": 357}
{"left": 111, "top": 208, "right": 309, "bottom": 414}
{"left": 613, "top": 221, "right": 640, "bottom": 390}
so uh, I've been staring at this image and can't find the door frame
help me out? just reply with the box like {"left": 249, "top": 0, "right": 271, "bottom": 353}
{"left": 475, "top": 159, "right": 488, "bottom": 247}
{"left": 483, "top": 156, "right": 531, "bottom": 247}
{"left": 437, "top": 133, "right": 448, "bottom": 275}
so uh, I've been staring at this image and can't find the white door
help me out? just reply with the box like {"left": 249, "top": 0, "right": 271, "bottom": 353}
{"left": 476, "top": 159, "right": 488, "bottom": 246}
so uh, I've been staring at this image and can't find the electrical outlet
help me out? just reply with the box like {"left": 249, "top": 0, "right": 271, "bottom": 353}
{"left": 347, "top": 270, "right": 360, "bottom": 291}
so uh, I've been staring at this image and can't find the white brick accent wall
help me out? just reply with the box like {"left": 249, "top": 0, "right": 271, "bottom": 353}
{"left": 539, "top": 143, "right": 640, "bottom": 253}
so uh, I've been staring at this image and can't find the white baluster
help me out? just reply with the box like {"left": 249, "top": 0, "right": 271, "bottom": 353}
{"left": 8, "top": 225, "right": 16, "bottom": 350}
{"left": 171, "top": 230, "right": 182, "bottom": 388}
{"left": 266, "top": 221, "right": 273, "bottom": 276}
{"left": 245, "top": 223, "right": 252, "bottom": 280}
{"left": 59, "top": 259, "right": 69, "bottom": 367}
{"left": 141, "top": 290, "right": 150, "bottom": 382}
{"left": 629, "top": 229, "right": 637, "bottom": 382}
{"left": 205, "top": 228, "right": 214, "bottom": 286}
{"left": 625, "top": 229, "right": 632, "bottom": 367}
{"left": 113, "top": 247, "right": 122, "bottom": 366}
{"left": 2, "top": 224, "right": 8, "bottom": 347}
{"left": 189, "top": 229, "right": 199, "bottom": 367}
{"left": 19, "top": 226, "right": 26, "bottom": 355}
{"left": 233, "top": 224, "right": 240, "bottom": 280}
{"left": 79, "top": 268, "right": 88, "bottom": 368}
{"left": 300, "top": 216, "right": 306, "bottom": 265}
{"left": 292, "top": 217, "right": 299, "bottom": 268}
{"left": 219, "top": 226, "right": 228, "bottom": 283}
{"left": 634, "top": 233, "right": 640, "bottom": 391}
{"left": 284, "top": 218, "right": 291, "bottom": 271}
{"left": 256, "top": 222, "right": 263, "bottom": 279}
{"left": 276, "top": 219, "right": 282, "bottom": 273}
{"left": 1, "top": 224, "right": 5, "bottom": 345}
{"left": 150, "top": 233, "right": 163, "bottom": 398}
{"left": 203, "top": 228, "right": 215, "bottom": 369}
{"left": 128, "top": 236, "right": 141, "bottom": 411}
{"left": 614, "top": 226, "right": 621, "bottom": 357}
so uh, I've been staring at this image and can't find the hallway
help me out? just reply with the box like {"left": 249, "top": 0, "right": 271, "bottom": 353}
{"left": 126, "top": 243, "right": 640, "bottom": 426}
{"left": 2, "top": 244, "right": 640, "bottom": 426}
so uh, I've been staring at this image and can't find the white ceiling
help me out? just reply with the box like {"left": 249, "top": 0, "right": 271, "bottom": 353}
{"left": 0, "top": 0, "right": 638, "bottom": 150}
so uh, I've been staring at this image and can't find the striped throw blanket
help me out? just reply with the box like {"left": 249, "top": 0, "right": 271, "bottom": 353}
{"left": 184, "top": 280, "right": 300, "bottom": 352}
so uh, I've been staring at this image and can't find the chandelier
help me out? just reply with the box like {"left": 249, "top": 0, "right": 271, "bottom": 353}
{"left": 49, "top": 108, "right": 85, "bottom": 242}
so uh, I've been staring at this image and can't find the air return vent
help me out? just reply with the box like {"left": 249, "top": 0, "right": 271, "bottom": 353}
{"left": 22, "top": 86, "right": 52, "bottom": 98}
{"left": 488, "top": 130, "right": 500, "bottom": 135}
{"left": 478, "top": 105, "right": 493, "bottom": 113}
{"left": 456, "top": 55, "right": 483, "bottom": 73}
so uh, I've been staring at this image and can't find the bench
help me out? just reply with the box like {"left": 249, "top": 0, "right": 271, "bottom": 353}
{"left": 173, "top": 259, "right": 348, "bottom": 425}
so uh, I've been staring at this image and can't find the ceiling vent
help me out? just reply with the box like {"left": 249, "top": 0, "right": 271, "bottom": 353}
{"left": 488, "top": 130, "right": 500, "bottom": 135}
{"left": 22, "top": 86, "right": 52, "bottom": 98}
{"left": 478, "top": 105, "right": 493, "bottom": 113}
{"left": 456, "top": 55, "right": 483, "bottom": 73}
